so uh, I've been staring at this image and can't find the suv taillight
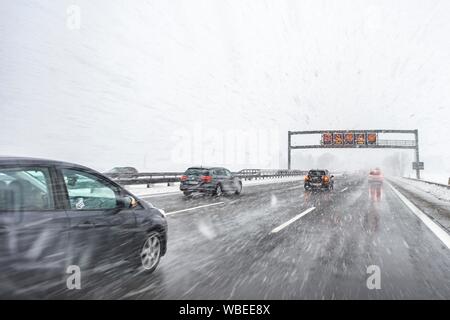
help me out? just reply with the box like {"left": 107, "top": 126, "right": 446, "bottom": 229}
{"left": 201, "top": 175, "right": 212, "bottom": 183}
{"left": 322, "top": 176, "right": 329, "bottom": 182}
{"left": 304, "top": 175, "right": 310, "bottom": 181}
{"left": 180, "top": 175, "right": 188, "bottom": 181}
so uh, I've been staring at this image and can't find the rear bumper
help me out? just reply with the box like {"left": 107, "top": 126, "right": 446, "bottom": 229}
{"left": 180, "top": 183, "right": 215, "bottom": 193}
{"left": 304, "top": 182, "right": 331, "bottom": 189}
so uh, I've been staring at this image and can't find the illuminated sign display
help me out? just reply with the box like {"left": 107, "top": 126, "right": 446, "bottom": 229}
{"left": 333, "top": 133, "right": 344, "bottom": 145}
{"left": 344, "top": 133, "right": 354, "bottom": 145}
{"left": 367, "top": 133, "right": 377, "bottom": 145}
{"left": 320, "top": 131, "right": 378, "bottom": 146}
{"left": 356, "top": 133, "right": 366, "bottom": 145}
{"left": 322, "top": 133, "right": 332, "bottom": 145}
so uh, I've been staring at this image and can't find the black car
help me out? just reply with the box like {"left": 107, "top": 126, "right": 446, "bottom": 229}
{"left": 104, "top": 166, "right": 139, "bottom": 179}
{"left": 0, "top": 157, "right": 167, "bottom": 296}
{"left": 180, "top": 167, "right": 242, "bottom": 196}
{"left": 304, "top": 169, "right": 334, "bottom": 190}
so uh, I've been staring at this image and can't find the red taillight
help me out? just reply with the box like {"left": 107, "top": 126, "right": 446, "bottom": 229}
{"left": 304, "top": 175, "right": 310, "bottom": 181}
{"left": 323, "top": 176, "right": 329, "bottom": 182}
{"left": 180, "top": 175, "right": 188, "bottom": 181}
{"left": 201, "top": 175, "right": 212, "bottom": 183}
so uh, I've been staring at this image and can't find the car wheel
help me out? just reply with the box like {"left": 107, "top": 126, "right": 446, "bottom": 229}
{"left": 183, "top": 191, "right": 192, "bottom": 197}
{"left": 214, "top": 184, "right": 223, "bottom": 197}
{"left": 140, "top": 232, "right": 161, "bottom": 273}
{"left": 234, "top": 181, "right": 242, "bottom": 195}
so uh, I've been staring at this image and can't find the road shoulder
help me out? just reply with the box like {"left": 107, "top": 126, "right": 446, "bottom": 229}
{"left": 388, "top": 177, "right": 450, "bottom": 233}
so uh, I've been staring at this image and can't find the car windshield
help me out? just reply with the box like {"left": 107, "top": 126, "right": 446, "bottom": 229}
{"left": 3, "top": 0, "right": 450, "bottom": 302}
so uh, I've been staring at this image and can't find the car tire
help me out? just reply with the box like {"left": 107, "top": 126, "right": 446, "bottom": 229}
{"left": 183, "top": 191, "right": 192, "bottom": 197}
{"left": 234, "top": 181, "right": 242, "bottom": 195}
{"left": 214, "top": 184, "right": 223, "bottom": 197}
{"left": 139, "top": 232, "right": 161, "bottom": 273}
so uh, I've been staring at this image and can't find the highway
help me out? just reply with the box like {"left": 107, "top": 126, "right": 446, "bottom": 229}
{"left": 68, "top": 175, "right": 450, "bottom": 300}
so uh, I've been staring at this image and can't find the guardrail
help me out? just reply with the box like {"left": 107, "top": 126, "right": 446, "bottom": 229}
{"left": 107, "top": 169, "right": 308, "bottom": 187}
{"left": 107, "top": 172, "right": 184, "bottom": 186}
{"left": 402, "top": 177, "right": 450, "bottom": 189}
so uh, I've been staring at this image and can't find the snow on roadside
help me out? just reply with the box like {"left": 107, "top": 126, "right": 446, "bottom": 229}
{"left": 125, "top": 176, "right": 303, "bottom": 197}
{"left": 393, "top": 177, "right": 450, "bottom": 202}
{"left": 415, "top": 172, "right": 450, "bottom": 185}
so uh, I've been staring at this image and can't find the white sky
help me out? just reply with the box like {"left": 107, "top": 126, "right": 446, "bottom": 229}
{"left": 1, "top": 0, "right": 449, "bottom": 181}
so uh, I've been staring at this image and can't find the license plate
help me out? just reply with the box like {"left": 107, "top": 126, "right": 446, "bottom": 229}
{"left": 187, "top": 181, "right": 198, "bottom": 185}
{"left": 311, "top": 183, "right": 321, "bottom": 186}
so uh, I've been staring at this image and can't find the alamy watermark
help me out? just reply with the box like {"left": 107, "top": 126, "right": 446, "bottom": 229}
{"left": 66, "top": 4, "right": 81, "bottom": 30}
{"left": 66, "top": 265, "right": 81, "bottom": 290}
{"left": 366, "top": 265, "right": 381, "bottom": 290}
{"left": 170, "top": 123, "right": 281, "bottom": 168}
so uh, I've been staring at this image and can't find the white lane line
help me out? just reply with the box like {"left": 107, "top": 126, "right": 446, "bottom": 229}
{"left": 140, "top": 191, "right": 180, "bottom": 198}
{"left": 165, "top": 202, "right": 225, "bottom": 216}
{"left": 340, "top": 187, "right": 348, "bottom": 193}
{"left": 287, "top": 185, "right": 303, "bottom": 190}
{"left": 270, "top": 207, "right": 316, "bottom": 234}
{"left": 388, "top": 182, "right": 450, "bottom": 249}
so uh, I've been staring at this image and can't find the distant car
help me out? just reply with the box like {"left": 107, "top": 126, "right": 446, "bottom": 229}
{"left": 0, "top": 157, "right": 167, "bottom": 295}
{"left": 304, "top": 169, "right": 334, "bottom": 190}
{"left": 368, "top": 168, "right": 383, "bottom": 183}
{"left": 180, "top": 167, "right": 242, "bottom": 197}
{"left": 105, "top": 166, "right": 139, "bottom": 178}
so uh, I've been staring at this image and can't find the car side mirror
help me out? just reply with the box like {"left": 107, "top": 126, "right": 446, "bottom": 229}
{"left": 119, "top": 195, "right": 138, "bottom": 209}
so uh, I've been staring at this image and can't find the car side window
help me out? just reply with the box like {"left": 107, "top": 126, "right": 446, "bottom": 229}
{"left": 62, "top": 169, "right": 119, "bottom": 210}
{"left": 224, "top": 169, "right": 232, "bottom": 177}
{"left": 0, "top": 167, "right": 55, "bottom": 211}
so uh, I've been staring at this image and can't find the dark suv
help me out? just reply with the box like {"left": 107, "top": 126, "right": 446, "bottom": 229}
{"left": 0, "top": 157, "right": 167, "bottom": 297}
{"left": 180, "top": 167, "right": 242, "bottom": 196}
{"left": 304, "top": 169, "right": 334, "bottom": 191}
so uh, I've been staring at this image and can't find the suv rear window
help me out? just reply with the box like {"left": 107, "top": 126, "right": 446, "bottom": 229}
{"left": 185, "top": 168, "right": 209, "bottom": 176}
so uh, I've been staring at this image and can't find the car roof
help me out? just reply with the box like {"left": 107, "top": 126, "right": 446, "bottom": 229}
{"left": 0, "top": 156, "right": 92, "bottom": 171}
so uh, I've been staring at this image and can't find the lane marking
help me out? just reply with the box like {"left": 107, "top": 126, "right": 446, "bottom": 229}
{"left": 388, "top": 182, "right": 450, "bottom": 249}
{"left": 165, "top": 202, "right": 225, "bottom": 216}
{"left": 140, "top": 191, "right": 180, "bottom": 198}
{"left": 270, "top": 207, "right": 316, "bottom": 234}
{"left": 340, "top": 187, "right": 348, "bottom": 192}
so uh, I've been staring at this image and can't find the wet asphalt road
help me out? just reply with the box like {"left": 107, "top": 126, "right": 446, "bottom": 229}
{"left": 108, "top": 176, "right": 450, "bottom": 300}
{"left": 9, "top": 176, "right": 449, "bottom": 299}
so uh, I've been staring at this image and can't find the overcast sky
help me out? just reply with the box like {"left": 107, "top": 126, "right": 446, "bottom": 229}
{"left": 1, "top": 0, "right": 449, "bottom": 181}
